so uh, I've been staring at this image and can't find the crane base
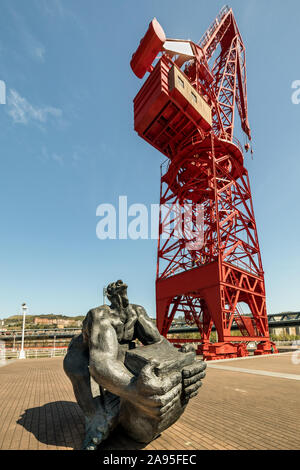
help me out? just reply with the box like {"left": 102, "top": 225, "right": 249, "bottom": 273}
{"left": 200, "top": 342, "right": 248, "bottom": 361}
{"left": 254, "top": 342, "right": 278, "bottom": 356}
{"left": 199, "top": 341, "right": 277, "bottom": 361}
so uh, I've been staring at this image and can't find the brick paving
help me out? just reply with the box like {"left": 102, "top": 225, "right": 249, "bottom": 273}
{"left": 213, "top": 352, "right": 300, "bottom": 375}
{"left": 0, "top": 354, "right": 299, "bottom": 450}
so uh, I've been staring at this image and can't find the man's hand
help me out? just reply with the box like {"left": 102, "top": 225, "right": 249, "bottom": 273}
{"left": 128, "top": 361, "right": 182, "bottom": 420}
{"left": 180, "top": 361, "right": 207, "bottom": 406}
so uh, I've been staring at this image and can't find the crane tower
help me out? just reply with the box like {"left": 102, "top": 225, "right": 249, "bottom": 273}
{"left": 130, "top": 6, "right": 277, "bottom": 360}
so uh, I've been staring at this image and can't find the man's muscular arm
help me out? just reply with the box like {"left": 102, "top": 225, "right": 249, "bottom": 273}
{"left": 133, "top": 305, "right": 168, "bottom": 345}
{"left": 88, "top": 310, "right": 181, "bottom": 418}
{"left": 88, "top": 310, "right": 134, "bottom": 398}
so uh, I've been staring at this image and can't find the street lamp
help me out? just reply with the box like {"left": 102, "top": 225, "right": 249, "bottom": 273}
{"left": 103, "top": 287, "right": 107, "bottom": 305}
{"left": 52, "top": 335, "right": 56, "bottom": 357}
{"left": 19, "top": 303, "right": 28, "bottom": 359}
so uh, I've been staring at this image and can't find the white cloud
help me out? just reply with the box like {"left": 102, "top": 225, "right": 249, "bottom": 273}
{"left": 7, "top": 89, "right": 62, "bottom": 125}
{"left": 7, "top": 6, "right": 47, "bottom": 63}
{"left": 33, "top": 46, "right": 46, "bottom": 62}
{"left": 40, "top": 146, "right": 64, "bottom": 166}
{"left": 52, "top": 153, "right": 64, "bottom": 166}
{"left": 72, "top": 152, "right": 81, "bottom": 164}
{"left": 38, "top": 0, "right": 65, "bottom": 18}
{"left": 37, "top": 0, "right": 86, "bottom": 33}
{"left": 38, "top": 147, "right": 84, "bottom": 167}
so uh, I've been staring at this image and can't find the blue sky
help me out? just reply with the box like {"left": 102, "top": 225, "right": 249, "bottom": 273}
{"left": 0, "top": 0, "right": 299, "bottom": 318}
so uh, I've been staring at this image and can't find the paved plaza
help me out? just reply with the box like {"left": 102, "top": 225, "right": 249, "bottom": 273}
{"left": 0, "top": 352, "right": 299, "bottom": 450}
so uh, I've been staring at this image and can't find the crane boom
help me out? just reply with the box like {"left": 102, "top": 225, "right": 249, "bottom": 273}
{"left": 197, "top": 5, "right": 251, "bottom": 141}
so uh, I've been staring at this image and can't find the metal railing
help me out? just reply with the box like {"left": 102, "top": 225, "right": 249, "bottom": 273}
{"left": 169, "top": 315, "right": 300, "bottom": 334}
{"left": 1, "top": 347, "right": 68, "bottom": 361}
{"left": 0, "top": 328, "right": 81, "bottom": 339}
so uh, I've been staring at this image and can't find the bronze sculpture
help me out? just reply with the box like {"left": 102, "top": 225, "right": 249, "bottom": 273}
{"left": 64, "top": 280, "right": 206, "bottom": 449}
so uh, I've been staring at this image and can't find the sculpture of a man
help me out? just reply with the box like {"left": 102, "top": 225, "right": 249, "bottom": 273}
{"left": 64, "top": 280, "right": 206, "bottom": 449}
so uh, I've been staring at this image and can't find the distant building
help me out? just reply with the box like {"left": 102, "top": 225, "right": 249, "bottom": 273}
{"left": 34, "top": 318, "right": 53, "bottom": 325}
{"left": 34, "top": 318, "right": 82, "bottom": 328}
{"left": 0, "top": 320, "right": 6, "bottom": 332}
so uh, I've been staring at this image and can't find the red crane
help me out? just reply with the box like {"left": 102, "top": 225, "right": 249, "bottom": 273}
{"left": 130, "top": 6, "right": 277, "bottom": 360}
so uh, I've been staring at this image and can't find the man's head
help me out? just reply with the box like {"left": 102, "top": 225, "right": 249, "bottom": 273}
{"left": 106, "top": 280, "right": 129, "bottom": 309}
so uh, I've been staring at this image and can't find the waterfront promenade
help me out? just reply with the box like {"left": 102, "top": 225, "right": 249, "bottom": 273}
{"left": 0, "top": 352, "right": 299, "bottom": 450}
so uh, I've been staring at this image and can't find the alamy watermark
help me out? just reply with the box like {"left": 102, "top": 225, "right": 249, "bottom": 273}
{"left": 291, "top": 340, "right": 300, "bottom": 365}
{"left": 291, "top": 80, "right": 300, "bottom": 104}
{"left": 96, "top": 196, "right": 204, "bottom": 250}
{"left": 0, "top": 80, "right": 6, "bottom": 105}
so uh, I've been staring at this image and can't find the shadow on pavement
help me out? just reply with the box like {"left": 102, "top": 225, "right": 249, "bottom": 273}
{"left": 17, "top": 401, "right": 148, "bottom": 450}
{"left": 17, "top": 401, "right": 85, "bottom": 450}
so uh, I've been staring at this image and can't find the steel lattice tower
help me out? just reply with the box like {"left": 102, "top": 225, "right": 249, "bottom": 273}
{"left": 130, "top": 6, "right": 277, "bottom": 360}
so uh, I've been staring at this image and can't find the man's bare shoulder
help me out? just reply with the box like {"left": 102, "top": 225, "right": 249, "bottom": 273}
{"left": 130, "top": 305, "right": 155, "bottom": 323}
{"left": 84, "top": 305, "right": 112, "bottom": 327}
{"left": 130, "top": 304, "right": 148, "bottom": 317}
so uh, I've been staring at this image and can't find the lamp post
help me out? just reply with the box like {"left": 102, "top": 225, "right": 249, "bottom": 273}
{"left": 103, "top": 287, "right": 107, "bottom": 305}
{"left": 52, "top": 335, "right": 56, "bottom": 357}
{"left": 19, "top": 303, "right": 28, "bottom": 359}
